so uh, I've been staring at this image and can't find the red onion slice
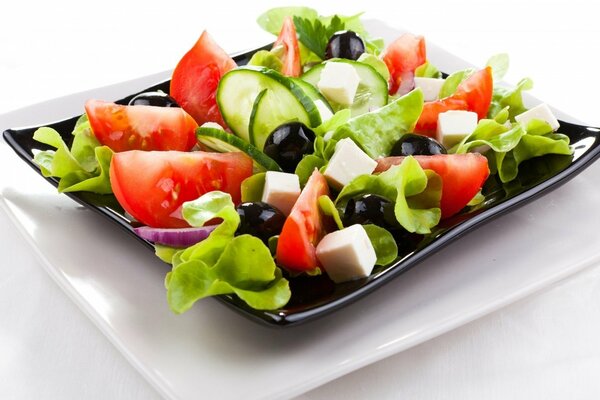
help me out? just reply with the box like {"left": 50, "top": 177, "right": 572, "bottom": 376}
{"left": 396, "top": 71, "right": 415, "bottom": 96}
{"left": 134, "top": 225, "right": 218, "bottom": 247}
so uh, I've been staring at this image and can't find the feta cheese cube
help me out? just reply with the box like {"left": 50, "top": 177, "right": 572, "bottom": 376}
{"left": 436, "top": 110, "right": 478, "bottom": 148}
{"left": 317, "top": 62, "right": 361, "bottom": 106}
{"left": 314, "top": 99, "right": 334, "bottom": 123}
{"left": 316, "top": 224, "right": 377, "bottom": 283}
{"left": 323, "top": 138, "right": 377, "bottom": 189}
{"left": 514, "top": 103, "right": 560, "bottom": 131}
{"left": 414, "top": 77, "right": 445, "bottom": 101}
{"left": 261, "top": 171, "right": 301, "bottom": 215}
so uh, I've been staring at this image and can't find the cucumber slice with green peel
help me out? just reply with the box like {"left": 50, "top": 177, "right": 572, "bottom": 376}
{"left": 217, "top": 66, "right": 322, "bottom": 146}
{"left": 301, "top": 59, "right": 389, "bottom": 117}
{"left": 196, "top": 126, "right": 282, "bottom": 172}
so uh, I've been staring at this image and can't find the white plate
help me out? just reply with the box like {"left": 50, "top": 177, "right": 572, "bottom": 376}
{"left": 2, "top": 20, "right": 600, "bottom": 400}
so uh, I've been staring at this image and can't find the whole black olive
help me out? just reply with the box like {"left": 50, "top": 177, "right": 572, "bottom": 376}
{"left": 343, "top": 194, "right": 400, "bottom": 229}
{"left": 128, "top": 91, "right": 180, "bottom": 108}
{"left": 263, "top": 122, "right": 315, "bottom": 173}
{"left": 235, "top": 202, "right": 286, "bottom": 243}
{"left": 325, "top": 30, "right": 366, "bottom": 61}
{"left": 390, "top": 134, "right": 447, "bottom": 156}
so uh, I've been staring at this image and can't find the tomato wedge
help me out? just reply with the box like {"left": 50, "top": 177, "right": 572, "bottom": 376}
{"left": 85, "top": 100, "right": 198, "bottom": 152}
{"left": 381, "top": 33, "right": 426, "bottom": 94}
{"left": 273, "top": 16, "right": 301, "bottom": 77}
{"left": 415, "top": 67, "right": 493, "bottom": 136}
{"left": 170, "top": 31, "right": 237, "bottom": 127}
{"left": 376, "top": 154, "right": 489, "bottom": 218}
{"left": 110, "top": 150, "right": 253, "bottom": 228}
{"left": 276, "top": 170, "right": 329, "bottom": 272}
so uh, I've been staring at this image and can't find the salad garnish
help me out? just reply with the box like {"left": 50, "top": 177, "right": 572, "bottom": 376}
{"left": 31, "top": 6, "right": 574, "bottom": 314}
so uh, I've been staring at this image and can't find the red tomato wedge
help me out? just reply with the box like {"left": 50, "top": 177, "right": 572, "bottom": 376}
{"left": 415, "top": 67, "right": 493, "bottom": 136}
{"left": 110, "top": 150, "right": 253, "bottom": 228}
{"left": 376, "top": 154, "right": 489, "bottom": 219}
{"left": 381, "top": 33, "right": 426, "bottom": 94}
{"left": 273, "top": 16, "right": 301, "bottom": 77}
{"left": 276, "top": 170, "right": 330, "bottom": 272}
{"left": 85, "top": 100, "right": 198, "bottom": 152}
{"left": 170, "top": 31, "right": 237, "bottom": 127}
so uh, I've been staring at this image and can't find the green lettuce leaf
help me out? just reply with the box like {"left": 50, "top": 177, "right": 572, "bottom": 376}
{"left": 240, "top": 172, "right": 266, "bottom": 203}
{"left": 248, "top": 49, "right": 283, "bottom": 73}
{"left": 415, "top": 61, "right": 442, "bottom": 79}
{"left": 357, "top": 53, "right": 390, "bottom": 82}
{"left": 32, "top": 120, "right": 113, "bottom": 194}
{"left": 295, "top": 155, "right": 325, "bottom": 187}
{"left": 314, "top": 109, "right": 352, "bottom": 137}
{"left": 452, "top": 117, "right": 572, "bottom": 183}
{"left": 318, "top": 196, "right": 398, "bottom": 265}
{"left": 363, "top": 224, "right": 398, "bottom": 265}
{"left": 256, "top": 6, "right": 319, "bottom": 35}
{"left": 336, "top": 157, "right": 442, "bottom": 234}
{"left": 439, "top": 68, "right": 475, "bottom": 98}
{"left": 331, "top": 89, "right": 424, "bottom": 159}
{"left": 486, "top": 53, "right": 509, "bottom": 81}
{"left": 453, "top": 119, "right": 526, "bottom": 155}
{"left": 164, "top": 191, "right": 291, "bottom": 313}
{"left": 487, "top": 77, "right": 534, "bottom": 120}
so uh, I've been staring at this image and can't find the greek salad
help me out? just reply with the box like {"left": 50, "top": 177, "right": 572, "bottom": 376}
{"left": 32, "top": 7, "right": 573, "bottom": 314}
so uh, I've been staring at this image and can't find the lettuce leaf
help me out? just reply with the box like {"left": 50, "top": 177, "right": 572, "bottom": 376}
{"left": 363, "top": 224, "right": 398, "bottom": 266}
{"left": 357, "top": 53, "right": 390, "bottom": 82}
{"left": 164, "top": 191, "right": 291, "bottom": 313}
{"left": 438, "top": 68, "right": 475, "bottom": 98}
{"left": 318, "top": 195, "right": 398, "bottom": 265}
{"left": 336, "top": 157, "right": 441, "bottom": 234}
{"left": 332, "top": 89, "right": 424, "bottom": 159}
{"left": 486, "top": 53, "right": 509, "bottom": 81}
{"left": 32, "top": 118, "right": 113, "bottom": 194}
{"left": 487, "top": 77, "right": 533, "bottom": 120}
{"left": 453, "top": 118, "right": 572, "bottom": 183}
{"left": 248, "top": 49, "right": 283, "bottom": 73}
{"left": 256, "top": 6, "right": 319, "bottom": 35}
{"left": 415, "top": 61, "right": 442, "bottom": 79}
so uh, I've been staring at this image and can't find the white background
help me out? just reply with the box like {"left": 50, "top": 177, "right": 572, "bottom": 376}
{"left": 2, "top": 0, "right": 600, "bottom": 399}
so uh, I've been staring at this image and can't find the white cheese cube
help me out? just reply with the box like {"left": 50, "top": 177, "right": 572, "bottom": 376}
{"left": 317, "top": 62, "right": 361, "bottom": 106}
{"left": 436, "top": 110, "right": 478, "bottom": 148}
{"left": 316, "top": 224, "right": 377, "bottom": 283}
{"left": 414, "top": 77, "right": 445, "bottom": 101}
{"left": 314, "top": 99, "right": 334, "bottom": 123}
{"left": 261, "top": 171, "right": 301, "bottom": 215}
{"left": 323, "top": 138, "right": 377, "bottom": 189}
{"left": 514, "top": 103, "right": 560, "bottom": 131}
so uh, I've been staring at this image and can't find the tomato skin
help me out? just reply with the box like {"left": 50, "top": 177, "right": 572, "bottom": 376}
{"left": 455, "top": 66, "right": 494, "bottom": 119}
{"left": 376, "top": 154, "right": 489, "bottom": 218}
{"left": 415, "top": 67, "right": 493, "bottom": 136}
{"left": 273, "top": 16, "right": 301, "bottom": 77}
{"left": 170, "top": 31, "right": 237, "bottom": 127}
{"left": 85, "top": 100, "right": 198, "bottom": 152}
{"left": 276, "top": 170, "right": 329, "bottom": 272}
{"left": 381, "top": 33, "right": 426, "bottom": 94}
{"left": 110, "top": 150, "right": 253, "bottom": 228}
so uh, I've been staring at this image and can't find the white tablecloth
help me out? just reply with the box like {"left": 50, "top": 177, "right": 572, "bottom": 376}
{"left": 2, "top": 1, "right": 600, "bottom": 398}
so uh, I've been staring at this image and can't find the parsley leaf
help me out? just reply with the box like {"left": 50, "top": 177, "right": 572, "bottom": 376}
{"left": 293, "top": 15, "right": 345, "bottom": 60}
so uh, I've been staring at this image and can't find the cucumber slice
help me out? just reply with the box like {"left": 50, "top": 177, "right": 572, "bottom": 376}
{"left": 196, "top": 126, "right": 281, "bottom": 172}
{"left": 301, "top": 59, "right": 388, "bottom": 117}
{"left": 217, "top": 66, "right": 321, "bottom": 146}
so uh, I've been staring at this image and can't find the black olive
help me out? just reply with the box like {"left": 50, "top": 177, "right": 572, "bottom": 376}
{"left": 325, "top": 30, "right": 366, "bottom": 61}
{"left": 263, "top": 122, "right": 315, "bottom": 173}
{"left": 235, "top": 202, "right": 286, "bottom": 243}
{"left": 390, "top": 134, "right": 447, "bottom": 156}
{"left": 343, "top": 194, "right": 400, "bottom": 230}
{"left": 128, "top": 91, "right": 180, "bottom": 108}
